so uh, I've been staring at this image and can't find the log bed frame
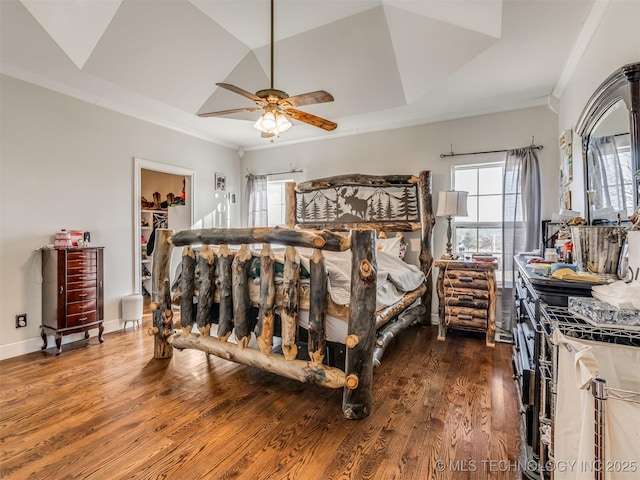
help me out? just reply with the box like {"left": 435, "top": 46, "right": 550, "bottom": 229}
{"left": 148, "top": 171, "right": 435, "bottom": 419}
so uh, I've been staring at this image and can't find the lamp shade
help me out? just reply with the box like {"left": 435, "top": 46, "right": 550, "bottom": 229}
{"left": 435, "top": 190, "right": 469, "bottom": 217}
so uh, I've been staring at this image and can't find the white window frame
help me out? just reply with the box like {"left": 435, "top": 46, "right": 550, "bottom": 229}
{"left": 452, "top": 161, "right": 505, "bottom": 284}
{"left": 266, "top": 179, "right": 292, "bottom": 227}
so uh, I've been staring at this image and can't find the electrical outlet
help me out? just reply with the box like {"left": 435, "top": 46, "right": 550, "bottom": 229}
{"left": 15, "top": 314, "right": 27, "bottom": 328}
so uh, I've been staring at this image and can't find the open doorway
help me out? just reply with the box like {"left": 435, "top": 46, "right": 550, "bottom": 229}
{"left": 134, "top": 158, "right": 194, "bottom": 313}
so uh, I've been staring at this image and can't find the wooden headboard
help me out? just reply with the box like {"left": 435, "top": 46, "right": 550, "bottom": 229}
{"left": 285, "top": 170, "right": 435, "bottom": 324}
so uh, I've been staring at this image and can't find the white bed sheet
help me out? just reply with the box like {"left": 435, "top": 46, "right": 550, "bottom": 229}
{"left": 295, "top": 308, "right": 347, "bottom": 344}
{"left": 204, "top": 312, "right": 345, "bottom": 347}
{"left": 271, "top": 247, "right": 425, "bottom": 310}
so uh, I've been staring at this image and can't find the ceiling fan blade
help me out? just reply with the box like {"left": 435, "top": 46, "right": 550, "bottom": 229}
{"left": 285, "top": 108, "right": 337, "bottom": 131}
{"left": 280, "top": 90, "right": 334, "bottom": 107}
{"left": 216, "top": 83, "right": 265, "bottom": 104}
{"left": 198, "top": 106, "right": 263, "bottom": 118}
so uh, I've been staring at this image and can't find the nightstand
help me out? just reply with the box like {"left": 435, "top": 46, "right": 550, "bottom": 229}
{"left": 434, "top": 259, "right": 498, "bottom": 347}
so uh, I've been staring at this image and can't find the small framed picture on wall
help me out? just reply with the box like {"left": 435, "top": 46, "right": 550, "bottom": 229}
{"left": 215, "top": 173, "right": 226, "bottom": 191}
{"left": 559, "top": 129, "right": 573, "bottom": 186}
{"left": 560, "top": 184, "right": 572, "bottom": 210}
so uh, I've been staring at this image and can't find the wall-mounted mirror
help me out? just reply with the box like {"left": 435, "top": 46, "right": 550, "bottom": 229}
{"left": 576, "top": 62, "right": 639, "bottom": 225}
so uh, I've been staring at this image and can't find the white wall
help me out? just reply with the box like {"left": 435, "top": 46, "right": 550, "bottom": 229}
{"left": 241, "top": 106, "right": 560, "bottom": 323}
{"left": 0, "top": 75, "right": 241, "bottom": 359}
{"left": 558, "top": 0, "right": 640, "bottom": 216}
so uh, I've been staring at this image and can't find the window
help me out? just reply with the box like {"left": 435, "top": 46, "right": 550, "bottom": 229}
{"left": 266, "top": 179, "right": 292, "bottom": 227}
{"left": 453, "top": 162, "right": 505, "bottom": 283}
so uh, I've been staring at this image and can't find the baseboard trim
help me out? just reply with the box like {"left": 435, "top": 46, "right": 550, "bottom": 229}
{"left": 0, "top": 318, "right": 122, "bottom": 361}
{"left": 1, "top": 312, "right": 443, "bottom": 360}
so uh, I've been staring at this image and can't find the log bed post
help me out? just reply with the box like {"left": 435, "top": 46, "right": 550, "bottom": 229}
{"left": 196, "top": 245, "right": 216, "bottom": 336}
{"left": 179, "top": 246, "right": 196, "bottom": 334}
{"left": 216, "top": 244, "right": 234, "bottom": 342}
{"left": 281, "top": 246, "right": 300, "bottom": 361}
{"left": 308, "top": 249, "right": 328, "bottom": 364}
{"left": 486, "top": 269, "right": 497, "bottom": 347}
{"left": 232, "top": 244, "right": 252, "bottom": 348}
{"left": 436, "top": 267, "right": 446, "bottom": 340}
{"left": 150, "top": 228, "right": 174, "bottom": 359}
{"left": 255, "top": 243, "right": 276, "bottom": 355}
{"left": 418, "top": 170, "right": 435, "bottom": 326}
{"left": 342, "top": 229, "right": 377, "bottom": 419}
{"left": 373, "top": 304, "right": 425, "bottom": 367}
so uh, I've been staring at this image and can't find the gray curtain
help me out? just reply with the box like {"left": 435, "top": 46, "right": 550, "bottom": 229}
{"left": 502, "top": 147, "right": 541, "bottom": 332}
{"left": 587, "top": 135, "right": 629, "bottom": 215}
{"left": 246, "top": 174, "right": 268, "bottom": 227}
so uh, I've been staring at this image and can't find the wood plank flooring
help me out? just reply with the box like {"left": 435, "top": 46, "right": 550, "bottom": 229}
{"left": 0, "top": 317, "right": 521, "bottom": 479}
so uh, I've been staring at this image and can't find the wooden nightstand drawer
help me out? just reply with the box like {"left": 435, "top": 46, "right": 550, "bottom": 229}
{"left": 443, "top": 287, "right": 489, "bottom": 309}
{"left": 444, "top": 305, "right": 487, "bottom": 330}
{"left": 444, "top": 305, "right": 487, "bottom": 319}
{"left": 447, "top": 314, "right": 487, "bottom": 330}
{"left": 443, "top": 270, "right": 489, "bottom": 290}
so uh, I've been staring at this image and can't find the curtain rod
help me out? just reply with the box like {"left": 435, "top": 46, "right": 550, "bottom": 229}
{"left": 246, "top": 168, "right": 303, "bottom": 178}
{"left": 440, "top": 142, "right": 543, "bottom": 158}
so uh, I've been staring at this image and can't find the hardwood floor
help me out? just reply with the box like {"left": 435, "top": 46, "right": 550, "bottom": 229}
{"left": 0, "top": 317, "right": 521, "bottom": 479}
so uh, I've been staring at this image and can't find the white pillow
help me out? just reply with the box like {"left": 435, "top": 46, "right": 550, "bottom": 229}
{"left": 376, "top": 236, "right": 406, "bottom": 260}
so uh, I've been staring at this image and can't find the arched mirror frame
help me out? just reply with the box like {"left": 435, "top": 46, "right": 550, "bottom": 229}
{"left": 576, "top": 62, "right": 639, "bottom": 225}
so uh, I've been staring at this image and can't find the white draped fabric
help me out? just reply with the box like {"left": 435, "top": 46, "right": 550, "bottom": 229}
{"left": 246, "top": 174, "right": 268, "bottom": 227}
{"left": 502, "top": 147, "right": 541, "bottom": 331}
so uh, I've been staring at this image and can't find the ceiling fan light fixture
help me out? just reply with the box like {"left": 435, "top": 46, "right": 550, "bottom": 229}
{"left": 253, "top": 108, "right": 292, "bottom": 135}
{"left": 276, "top": 112, "right": 292, "bottom": 132}
{"left": 254, "top": 110, "right": 277, "bottom": 131}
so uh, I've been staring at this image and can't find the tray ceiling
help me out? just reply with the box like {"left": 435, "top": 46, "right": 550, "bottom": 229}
{"left": 1, "top": 0, "right": 598, "bottom": 149}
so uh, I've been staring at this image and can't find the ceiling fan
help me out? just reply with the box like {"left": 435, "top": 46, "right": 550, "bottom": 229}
{"left": 197, "top": 0, "right": 337, "bottom": 138}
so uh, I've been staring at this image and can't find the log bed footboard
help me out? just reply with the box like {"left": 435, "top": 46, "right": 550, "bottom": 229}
{"left": 149, "top": 171, "right": 434, "bottom": 419}
{"left": 150, "top": 228, "right": 384, "bottom": 418}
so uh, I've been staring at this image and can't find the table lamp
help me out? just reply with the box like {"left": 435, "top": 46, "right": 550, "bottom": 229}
{"left": 436, "top": 190, "right": 469, "bottom": 259}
